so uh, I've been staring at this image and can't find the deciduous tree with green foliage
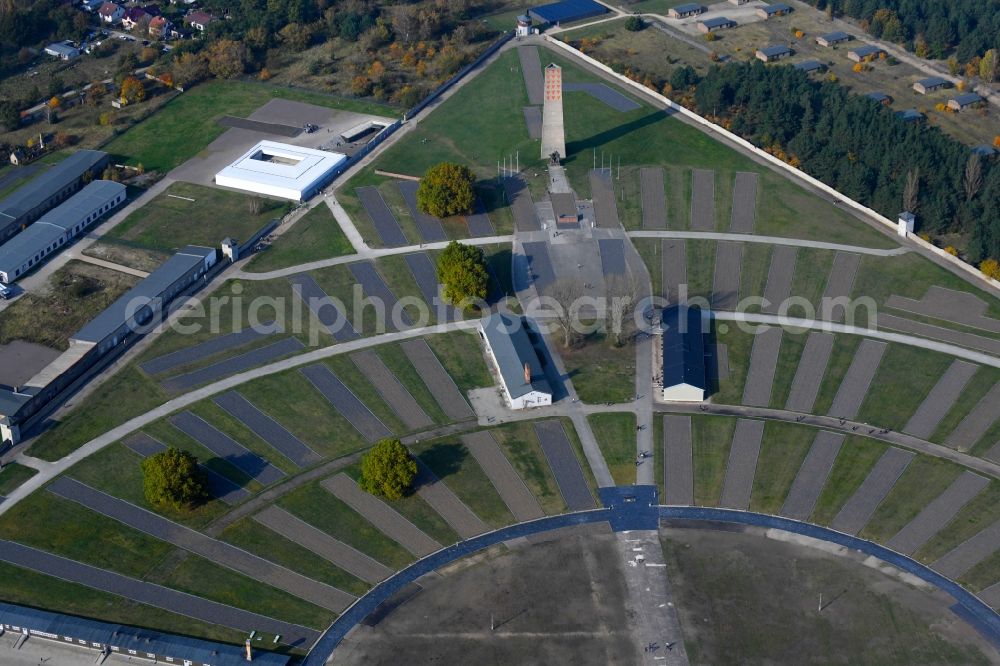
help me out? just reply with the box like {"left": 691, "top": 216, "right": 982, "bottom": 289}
{"left": 141, "top": 447, "right": 209, "bottom": 510}
{"left": 624, "top": 15, "right": 645, "bottom": 32}
{"left": 416, "top": 162, "right": 475, "bottom": 218}
{"left": 436, "top": 240, "right": 488, "bottom": 306}
{"left": 359, "top": 438, "right": 418, "bottom": 500}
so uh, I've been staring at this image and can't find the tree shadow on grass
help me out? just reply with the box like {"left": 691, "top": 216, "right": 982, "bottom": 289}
{"left": 416, "top": 442, "right": 467, "bottom": 483}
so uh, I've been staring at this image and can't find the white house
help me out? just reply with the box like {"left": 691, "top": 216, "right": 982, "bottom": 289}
{"left": 480, "top": 313, "right": 553, "bottom": 410}
{"left": 98, "top": 2, "right": 125, "bottom": 23}
{"left": 660, "top": 306, "right": 707, "bottom": 402}
{"left": 44, "top": 41, "right": 80, "bottom": 60}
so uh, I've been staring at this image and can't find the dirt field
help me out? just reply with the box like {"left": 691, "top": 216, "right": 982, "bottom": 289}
{"left": 661, "top": 524, "right": 998, "bottom": 665}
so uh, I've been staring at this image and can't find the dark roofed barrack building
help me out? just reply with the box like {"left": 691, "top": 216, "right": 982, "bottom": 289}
{"left": 660, "top": 306, "right": 706, "bottom": 402}
{"left": 528, "top": 0, "right": 608, "bottom": 26}
{"left": 816, "top": 30, "right": 851, "bottom": 47}
{"left": 913, "top": 76, "right": 950, "bottom": 94}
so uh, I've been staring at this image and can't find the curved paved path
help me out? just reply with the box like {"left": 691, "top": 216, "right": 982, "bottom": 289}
{"left": 627, "top": 231, "right": 908, "bottom": 256}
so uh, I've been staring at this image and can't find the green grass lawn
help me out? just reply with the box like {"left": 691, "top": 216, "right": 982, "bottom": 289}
{"left": 105, "top": 80, "right": 395, "bottom": 173}
{"left": 768, "top": 332, "right": 808, "bottom": 409}
{"left": 691, "top": 415, "right": 736, "bottom": 507}
{"left": 245, "top": 203, "right": 355, "bottom": 273}
{"left": 811, "top": 335, "right": 863, "bottom": 415}
{"left": 915, "top": 481, "right": 1000, "bottom": 565}
{"left": 143, "top": 419, "right": 260, "bottom": 492}
{"left": 712, "top": 325, "right": 755, "bottom": 404}
{"left": 739, "top": 243, "right": 772, "bottom": 306}
{"left": 856, "top": 345, "right": 953, "bottom": 431}
{"left": 588, "top": 413, "right": 637, "bottom": 486}
{"left": 425, "top": 331, "right": 492, "bottom": 391}
{"left": 491, "top": 422, "right": 568, "bottom": 515}
{"left": 374, "top": 343, "right": 452, "bottom": 425}
{"left": 320, "top": 355, "right": 407, "bottom": 435}
{"left": 103, "top": 182, "right": 289, "bottom": 255}
{"left": 810, "top": 436, "right": 886, "bottom": 525}
{"left": 190, "top": 400, "right": 304, "bottom": 476}
{"left": 375, "top": 254, "right": 438, "bottom": 325}
{"left": 960, "top": 549, "right": 1000, "bottom": 594}
{"left": 562, "top": 335, "right": 636, "bottom": 404}
{"left": 859, "top": 456, "right": 963, "bottom": 544}
{"left": 0, "top": 463, "right": 36, "bottom": 496}
{"left": 686, "top": 240, "right": 715, "bottom": 302}
{"left": 787, "top": 247, "right": 836, "bottom": 314}
{"left": 930, "top": 366, "right": 1000, "bottom": 447}
{"left": 748, "top": 422, "right": 815, "bottom": 515}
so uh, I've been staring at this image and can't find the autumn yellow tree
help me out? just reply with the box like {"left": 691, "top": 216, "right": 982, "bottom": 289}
{"left": 207, "top": 39, "right": 247, "bottom": 80}
{"left": 981, "top": 258, "right": 1000, "bottom": 280}
{"left": 120, "top": 77, "right": 145, "bottom": 104}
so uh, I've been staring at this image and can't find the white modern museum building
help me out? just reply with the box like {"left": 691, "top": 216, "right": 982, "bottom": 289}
{"left": 214, "top": 141, "right": 347, "bottom": 202}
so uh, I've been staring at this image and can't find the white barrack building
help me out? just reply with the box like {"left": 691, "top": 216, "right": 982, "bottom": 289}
{"left": 214, "top": 140, "right": 347, "bottom": 202}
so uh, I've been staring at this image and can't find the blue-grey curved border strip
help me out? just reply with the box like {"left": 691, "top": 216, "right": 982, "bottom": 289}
{"left": 302, "top": 506, "right": 1000, "bottom": 664}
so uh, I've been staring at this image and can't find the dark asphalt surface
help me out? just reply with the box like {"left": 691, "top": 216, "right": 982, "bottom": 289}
{"left": 690, "top": 169, "right": 715, "bottom": 231}
{"left": 662, "top": 414, "right": 693, "bottom": 506}
{"left": 397, "top": 181, "right": 447, "bottom": 242}
{"left": 464, "top": 199, "right": 495, "bottom": 237}
{"left": 887, "top": 471, "right": 989, "bottom": 555}
{"left": 826, "top": 339, "right": 887, "bottom": 420}
{"left": 589, "top": 170, "right": 620, "bottom": 228}
{"left": 218, "top": 116, "right": 302, "bottom": 137}
{"left": 403, "top": 252, "right": 460, "bottom": 322}
{"left": 170, "top": 411, "right": 286, "bottom": 486}
{"left": 761, "top": 245, "right": 797, "bottom": 314}
{"left": 288, "top": 273, "right": 359, "bottom": 342}
{"left": 533, "top": 421, "right": 595, "bottom": 511}
{"left": 349, "top": 260, "right": 412, "bottom": 330}
{"left": 661, "top": 239, "right": 686, "bottom": 303}
{"left": 351, "top": 349, "right": 432, "bottom": 430}
{"left": 831, "top": 447, "right": 914, "bottom": 535}
{"left": 711, "top": 240, "right": 741, "bottom": 311}
{"left": 213, "top": 391, "right": 320, "bottom": 468}
{"left": 903, "top": 360, "right": 978, "bottom": 439}
{"left": 522, "top": 241, "right": 556, "bottom": 291}
{"left": 742, "top": 326, "right": 783, "bottom": 407}
{"left": 719, "top": 419, "right": 765, "bottom": 510}
{"left": 780, "top": 430, "right": 844, "bottom": 521}
{"left": 640, "top": 167, "right": 667, "bottom": 229}
{"left": 300, "top": 364, "right": 393, "bottom": 442}
{"left": 563, "top": 82, "right": 640, "bottom": 111}
{"left": 141, "top": 327, "right": 275, "bottom": 375}
{"left": 161, "top": 337, "right": 305, "bottom": 392}
{"left": 598, "top": 238, "right": 626, "bottom": 276}
{"left": 522, "top": 106, "right": 542, "bottom": 139}
{"left": 400, "top": 338, "right": 474, "bottom": 421}
{"left": 517, "top": 45, "right": 544, "bottom": 105}
{"left": 356, "top": 186, "right": 408, "bottom": 247}
{"left": 729, "top": 171, "right": 758, "bottom": 233}
{"left": 821, "top": 251, "right": 860, "bottom": 322}
{"left": 784, "top": 332, "right": 835, "bottom": 413}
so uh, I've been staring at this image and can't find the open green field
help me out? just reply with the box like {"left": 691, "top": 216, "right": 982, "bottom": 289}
{"left": 0, "top": 463, "right": 36, "bottom": 496}
{"left": 860, "top": 457, "right": 963, "bottom": 544}
{"left": 748, "top": 421, "right": 815, "bottom": 515}
{"left": 491, "top": 422, "right": 568, "bottom": 515}
{"left": 691, "top": 415, "right": 736, "bottom": 506}
{"left": 810, "top": 436, "right": 886, "bottom": 525}
{"left": 588, "top": 412, "right": 637, "bottom": 486}
{"left": 930, "top": 366, "right": 1000, "bottom": 446}
{"left": 916, "top": 481, "right": 1000, "bottom": 564}
{"left": 856, "top": 345, "right": 953, "bottom": 431}
{"left": 561, "top": 335, "right": 636, "bottom": 404}
{"left": 246, "top": 203, "right": 355, "bottom": 273}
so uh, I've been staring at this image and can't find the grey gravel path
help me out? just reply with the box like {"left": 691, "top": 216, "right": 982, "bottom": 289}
{"left": 826, "top": 339, "right": 887, "bottom": 419}
{"left": 322, "top": 474, "right": 441, "bottom": 557}
{"left": 663, "top": 415, "right": 693, "bottom": 506}
{"left": 711, "top": 241, "right": 741, "bottom": 311}
{"left": 517, "top": 45, "right": 544, "bottom": 105}
{"left": 932, "top": 518, "right": 1000, "bottom": 579}
{"left": 661, "top": 239, "right": 686, "bottom": 303}
{"left": 356, "top": 186, "right": 408, "bottom": 247}
{"left": 397, "top": 180, "right": 446, "bottom": 242}
{"left": 48, "top": 477, "right": 354, "bottom": 612}
{"left": 122, "top": 432, "right": 251, "bottom": 505}
{"left": 599, "top": 238, "right": 627, "bottom": 276}
{"left": 300, "top": 364, "right": 392, "bottom": 442}
{"left": 0, "top": 540, "right": 319, "bottom": 646}
{"left": 761, "top": 245, "right": 797, "bottom": 314}
{"left": 351, "top": 349, "right": 432, "bottom": 430}
{"left": 141, "top": 327, "right": 274, "bottom": 375}
{"left": 690, "top": 169, "right": 715, "bottom": 231}
{"left": 784, "top": 332, "right": 835, "bottom": 413}
{"left": 878, "top": 313, "right": 1000, "bottom": 356}
{"left": 903, "top": 360, "right": 979, "bottom": 439}
{"left": 288, "top": 274, "right": 358, "bottom": 341}
{"left": 403, "top": 252, "right": 460, "bottom": 322}
{"left": 640, "top": 167, "right": 667, "bottom": 229}
{"left": 886, "top": 471, "right": 989, "bottom": 555}
{"left": 742, "top": 326, "right": 783, "bottom": 407}
{"left": 830, "top": 447, "right": 914, "bottom": 535}
{"left": 522, "top": 106, "right": 542, "bottom": 139}
{"left": 412, "top": 458, "right": 488, "bottom": 539}
{"left": 719, "top": 419, "right": 766, "bottom": 510}
{"left": 162, "top": 337, "right": 304, "bottom": 392}
{"left": 349, "top": 260, "right": 412, "bottom": 331}
{"left": 534, "top": 421, "right": 596, "bottom": 511}
{"left": 886, "top": 286, "right": 1000, "bottom": 334}
{"left": 400, "top": 339, "right": 474, "bottom": 421}
{"left": 979, "top": 582, "right": 1000, "bottom": 609}
{"left": 170, "top": 411, "right": 286, "bottom": 486}
{"left": 522, "top": 240, "right": 556, "bottom": 291}
{"left": 254, "top": 505, "right": 392, "bottom": 584}
{"left": 780, "top": 431, "right": 844, "bottom": 521}
{"left": 729, "top": 172, "right": 758, "bottom": 233}
{"left": 945, "top": 382, "right": 1000, "bottom": 452}
{"left": 212, "top": 391, "right": 320, "bottom": 468}
{"left": 462, "top": 431, "right": 543, "bottom": 522}
{"left": 464, "top": 200, "right": 495, "bottom": 237}
{"left": 504, "top": 176, "right": 540, "bottom": 231}
{"left": 590, "top": 170, "right": 620, "bottom": 228}
{"left": 562, "top": 82, "right": 640, "bottom": 111}
{"left": 821, "top": 252, "right": 860, "bottom": 322}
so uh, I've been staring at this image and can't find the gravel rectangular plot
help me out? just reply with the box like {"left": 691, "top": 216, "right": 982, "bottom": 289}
{"left": 123, "top": 433, "right": 250, "bottom": 505}
{"left": 640, "top": 167, "right": 667, "bottom": 229}
{"left": 711, "top": 241, "right": 742, "bottom": 311}
{"left": 690, "top": 169, "right": 715, "bottom": 231}
{"left": 517, "top": 45, "right": 544, "bottom": 105}
{"left": 887, "top": 286, "right": 1000, "bottom": 334}
{"left": 886, "top": 471, "right": 989, "bottom": 555}
{"left": 356, "top": 186, "right": 408, "bottom": 247}
{"left": 661, "top": 240, "right": 687, "bottom": 303}
{"left": 522, "top": 241, "right": 556, "bottom": 291}
{"left": 830, "top": 447, "right": 914, "bottom": 535}
{"left": 663, "top": 415, "right": 693, "bottom": 506}
{"left": 742, "top": 327, "right": 783, "bottom": 407}
{"left": 254, "top": 506, "right": 392, "bottom": 584}
{"left": 48, "top": 478, "right": 353, "bottom": 613}
{"left": 932, "top": 518, "right": 1000, "bottom": 579}
{"left": 534, "top": 421, "right": 596, "bottom": 511}
{"left": 400, "top": 339, "right": 474, "bottom": 421}
{"left": 397, "top": 180, "right": 446, "bottom": 242}
{"left": 462, "top": 431, "right": 543, "bottom": 522}
{"left": 504, "top": 176, "right": 540, "bottom": 231}
{"left": 563, "top": 82, "right": 641, "bottom": 112}
{"left": 162, "top": 337, "right": 304, "bottom": 392}
{"left": 780, "top": 431, "right": 844, "bottom": 521}
{"left": 218, "top": 115, "right": 302, "bottom": 137}
{"left": 784, "top": 332, "right": 835, "bottom": 413}
{"left": 979, "top": 583, "right": 1000, "bottom": 609}
{"left": 212, "top": 392, "right": 319, "bottom": 468}
{"left": 946, "top": 382, "right": 1000, "bottom": 452}
{"left": 826, "top": 339, "right": 887, "bottom": 420}
{"left": 403, "top": 252, "right": 460, "bottom": 322}
{"left": 522, "top": 106, "right": 542, "bottom": 140}
{"left": 729, "top": 172, "right": 758, "bottom": 233}
{"left": 288, "top": 273, "right": 358, "bottom": 342}
{"left": 412, "top": 459, "right": 488, "bottom": 539}
{"left": 170, "top": 412, "right": 285, "bottom": 486}
{"left": 300, "top": 364, "right": 392, "bottom": 442}
{"left": 821, "top": 252, "right": 860, "bottom": 322}
{"left": 720, "top": 419, "right": 766, "bottom": 510}
{"left": 590, "top": 170, "right": 620, "bottom": 228}
{"left": 464, "top": 200, "right": 495, "bottom": 237}
{"left": 349, "top": 260, "right": 412, "bottom": 331}
{"left": 903, "top": 361, "right": 978, "bottom": 439}
{"left": 878, "top": 313, "right": 1000, "bottom": 356}
{"left": 761, "top": 245, "right": 797, "bottom": 314}
{"left": 0, "top": 540, "right": 319, "bottom": 646}
{"left": 598, "top": 238, "right": 626, "bottom": 276}
{"left": 351, "top": 349, "right": 432, "bottom": 430}
{"left": 323, "top": 474, "right": 441, "bottom": 557}
{"left": 141, "top": 327, "right": 273, "bottom": 375}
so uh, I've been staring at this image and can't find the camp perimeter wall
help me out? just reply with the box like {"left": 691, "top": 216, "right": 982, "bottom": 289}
{"left": 541, "top": 36, "right": 1000, "bottom": 295}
